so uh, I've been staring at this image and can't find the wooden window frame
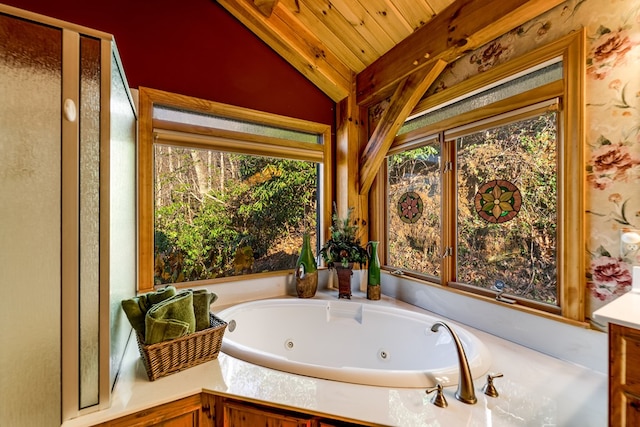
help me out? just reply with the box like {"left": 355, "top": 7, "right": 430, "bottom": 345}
{"left": 137, "top": 87, "right": 333, "bottom": 293}
{"left": 445, "top": 103, "right": 561, "bottom": 315}
{"left": 371, "top": 30, "right": 586, "bottom": 324}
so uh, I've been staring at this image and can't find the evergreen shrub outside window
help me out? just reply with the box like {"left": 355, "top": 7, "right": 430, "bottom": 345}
{"left": 154, "top": 147, "right": 318, "bottom": 284}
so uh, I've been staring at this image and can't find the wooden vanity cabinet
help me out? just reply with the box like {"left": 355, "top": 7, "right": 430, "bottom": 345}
{"left": 609, "top": 323, "right": 640, "bottom": 427}
{"left": 220, "top": 399, "right": 313, "bottom": 426}
{"left": 95, "top": 395, "right": 207, "bottom": 427}
{"left": 211, "top": 395, "right": 377, "bottom": 427}
{"left": 94, "top": 393, "right": 379, "bottom": 427}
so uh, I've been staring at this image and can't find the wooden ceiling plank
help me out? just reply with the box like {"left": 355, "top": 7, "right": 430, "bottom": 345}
{"left": 384, "top": 0, "right": 435, "bottom": 31}
{"left": 271, "top": 5, "right": 355, "bottom": 94}
{"left": 356, "top": 0, "right": 564, "bottom": 106}
{"left": 359, "top": 59, "right": 447, "bottom": 194}
{"left": 278, "top": 1, "right": 368, "bottom": 71}
{"left": 353, "top": 0, "right": 414, "bottom": 44}
{"left": 328, "top": 0, "right": 397, "bottom": 57}
{"left": 418, "top": 0, "right": 438, "bottom": 16}
{"left": 217, "top": 0, "right": 351, "bottom": 101}
{"left": 278, "top": 0, "right": 369, "bottom": 71}
{"left": 285, "top": 0, "right": 382, "bottom": 66}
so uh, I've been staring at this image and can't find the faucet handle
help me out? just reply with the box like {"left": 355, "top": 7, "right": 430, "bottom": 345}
{"left": 482, "top": 373, "right": 503, "bottom": 397}
{"left": 426, "top": 383, "right": 448, "bottom": 408}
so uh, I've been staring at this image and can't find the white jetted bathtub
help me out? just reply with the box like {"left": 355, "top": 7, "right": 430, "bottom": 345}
{"left": 217, "top": 298, "right": 491, "bottom": 388}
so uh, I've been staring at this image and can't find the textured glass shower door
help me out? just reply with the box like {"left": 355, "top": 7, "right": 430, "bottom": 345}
{"left": 0, "top": 13, "right": 63, "bottom": 426}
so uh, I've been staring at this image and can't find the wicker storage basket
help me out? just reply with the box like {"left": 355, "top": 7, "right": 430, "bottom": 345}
{"left": 136, "top": 313, "right": 227, "bottom": 381}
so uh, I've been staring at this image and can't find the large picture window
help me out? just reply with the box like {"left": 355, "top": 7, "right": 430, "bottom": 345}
{"left": 138, "top": 88, "right": 332, "bottom": 292}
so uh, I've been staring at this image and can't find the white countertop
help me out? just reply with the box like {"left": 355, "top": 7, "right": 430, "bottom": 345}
{"left": 63, "top": 292, "right": 607, "bottom": 427}
{"left": 593, "top": 290, "right": 640, "bottom": 330}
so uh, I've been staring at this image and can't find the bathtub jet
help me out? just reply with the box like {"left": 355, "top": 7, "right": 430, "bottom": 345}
{"left": 216, "top": 299, "right": 491, "bottom": 388}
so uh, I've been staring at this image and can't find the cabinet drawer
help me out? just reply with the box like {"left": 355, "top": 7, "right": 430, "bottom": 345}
{"left": 610, "top": 323, "right": 640, "bottom": 427}
{"left": 222, "top": 401, "right": 312, "bottom": 427}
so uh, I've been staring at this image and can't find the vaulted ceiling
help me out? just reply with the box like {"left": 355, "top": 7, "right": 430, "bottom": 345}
{"left": 216, "top": 0, "right": 564, "bottom": 106}
{"left": 216, "top": 0, "right": 564, "bottom": 196}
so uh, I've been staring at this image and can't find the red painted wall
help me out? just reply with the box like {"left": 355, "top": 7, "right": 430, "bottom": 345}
{"left": 2, "top": 0, "right": 335, "bottom": 125}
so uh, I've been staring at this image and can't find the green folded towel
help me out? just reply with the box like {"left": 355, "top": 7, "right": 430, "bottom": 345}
{"left": 192, "top": 289, "right": 218, "bottom": 331}
{"left": 121, "top": 286, "right": 178, "bottom": 339}
{"left": 139, "top": 285, "right": 177, "bottom": 312}
{"left": 145, "top": 291, "right": 196, "bottom": 345}
{"left": 121, "top": 296, "right": 147, "bottom": 337}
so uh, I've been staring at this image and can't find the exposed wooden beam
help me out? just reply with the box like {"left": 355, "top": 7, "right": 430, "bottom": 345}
{"left": 217, "top": 0, "right": 351, "bottom": 102}
{"left": 253, "top": 0, "right": 279, "bottom": 17}
{"left": 335, "top": 82, "right": 369, "bottom": 245}
{"left": 356, "top": 0, "right": 564, "bottom": 106}
{"left": 359, "top": 59, "right": 447, "bottom": 194}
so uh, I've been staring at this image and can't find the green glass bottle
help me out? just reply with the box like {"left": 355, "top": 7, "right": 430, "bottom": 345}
{"left": 295, "top": 232, "right": 318, "bottom": 298}
{"left": 367, "top": 241, "right": 381, "bottom": 300}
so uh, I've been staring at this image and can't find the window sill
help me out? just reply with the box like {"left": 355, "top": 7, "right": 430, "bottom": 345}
{"left": 382, "top": 267, "right": 590, "bottom": 329}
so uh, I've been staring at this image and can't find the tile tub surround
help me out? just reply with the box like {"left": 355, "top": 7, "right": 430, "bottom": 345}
{"left": 62, "top": 287, "right": 606, "bottom": 427}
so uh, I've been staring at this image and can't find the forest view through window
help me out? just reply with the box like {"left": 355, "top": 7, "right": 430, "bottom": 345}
{"left": 380, "top": 34, "right": 586, "bottom": 319}
{"left": 388, "top": 140, "right": 441, "bottom": 279}
{"left": 154, "top": 146, "right": 318, "bottom": 285}
{"left": 387, "top": 110, "right": 559, "bottom": 307}
{"left": 456, "top": 112, "right": 558, "bottom": 305}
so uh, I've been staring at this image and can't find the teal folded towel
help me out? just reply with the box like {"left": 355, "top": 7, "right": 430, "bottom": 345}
{"left": 121, "top": 286, "right": 178, "bottom": 339}
{"left": 145, "top": 291, "right": 196, "bottom": 345}
{"left": 192, "top": 289, "right": 218, "bottom": 331}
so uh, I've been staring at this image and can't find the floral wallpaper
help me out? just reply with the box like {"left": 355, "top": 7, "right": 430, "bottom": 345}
{"left": 376, "top": 0, "right": 640, "bottom": 327}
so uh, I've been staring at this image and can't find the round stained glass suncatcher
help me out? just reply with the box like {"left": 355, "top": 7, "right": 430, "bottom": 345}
{"left": 474, "top": 179, "right": 521, "bottom": 224}
{"left": 397, "top": 191, "right": 423, "bottom": 224}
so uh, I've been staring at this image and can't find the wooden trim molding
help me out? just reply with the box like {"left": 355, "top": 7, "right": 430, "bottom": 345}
{"left": 559, "top": 28, "right": 586, "bottom": 321}
{"left": 137, "top": 88, "right": 155, "bottom": 293}
{"left": 253, "top": 0, "right": 279, "bottom": 17}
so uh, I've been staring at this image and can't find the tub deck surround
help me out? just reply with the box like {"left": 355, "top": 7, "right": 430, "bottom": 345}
{"left": 217, "top": 298, "right": 492, "bottom": 388}
{"left": 593, "top": 266, "right": 640, "bottom": 329}
{"left": 593, "top": 291, "right": 640, "bottom": 330}
{"left": 381, "top": 272, "right": 608, "bottom": 374}
{"left": 62, "top": 291, "right": 606, "bottom": 427}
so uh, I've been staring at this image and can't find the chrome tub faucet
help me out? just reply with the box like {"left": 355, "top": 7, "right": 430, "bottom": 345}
{"left": 431, "top": 321, "right": 477, "bottom": 404}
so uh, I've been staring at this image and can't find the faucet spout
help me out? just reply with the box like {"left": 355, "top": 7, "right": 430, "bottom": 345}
{"left": 431, "top": 321, "right": 477, "bottom": 404}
